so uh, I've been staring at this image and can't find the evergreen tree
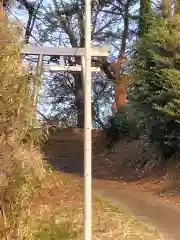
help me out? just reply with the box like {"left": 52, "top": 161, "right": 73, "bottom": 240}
{"left": 162, "top": 0, "right": 170, "bottom": 18}
{"left": 139, "top": 0, "right": 151, "bottom": 37}
{"left": 131, "top": 14, "right": 180, "bottom": 157}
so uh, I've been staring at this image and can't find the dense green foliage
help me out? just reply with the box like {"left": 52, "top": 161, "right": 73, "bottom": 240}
{"left": 130, "top": 15, "right": 180, "bottom": 157}
{"left": 139, "top": 0, "right": 151, "bottom": 36}
{"left": 105, "top": 107, "right": 141, "bottom": 149}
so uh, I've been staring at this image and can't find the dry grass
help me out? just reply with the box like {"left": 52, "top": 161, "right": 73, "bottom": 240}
{"left": 28, "top": 170, "right": 161, "bottom": 240}
{"left": 0, "top": 19, "right": 46, "bottom": 239}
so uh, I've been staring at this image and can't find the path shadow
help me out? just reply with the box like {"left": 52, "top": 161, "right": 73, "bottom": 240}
{"left": 42, "top": 128, "right": 165, "bottom": 183}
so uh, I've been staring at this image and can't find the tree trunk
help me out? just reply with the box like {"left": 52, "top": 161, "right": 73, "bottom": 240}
{"left": 113, "top": 0, "right": 130, "bottom": 108}
{"left": 0, "top": 1, "right": 4, "bottom": 19}
{"left": 139, "top": 0, "right": 151, "bottom": 37}
{"left": 24, "top": 14, "right": 33, "bottom": 44}
{"left": 73, "top": 54, "right": 95, "bottom": 128}
{"left": 115, "top": 76, "right": 127, "bottom": 107}
{"left": 74, "top": 71, "right": 84, "bottom": 128}
{"left": 174, "top": 0, "right": 180, "bottom": 14}
{"left": 74, "top": 75, "right": 95, "bottom": 128}
{"left": 162, "top": 0, "right": 170, "bottom": 18}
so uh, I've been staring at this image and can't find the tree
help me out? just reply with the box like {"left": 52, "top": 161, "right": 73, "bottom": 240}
{"left": 0, "top": 0, "right": 11, "bottom": 18}
{"left": 99, "top": 0, "right": 138, "bottom": 110}
{"left": 43, "top": 68, "right": 114, "bottom": 128}
{"left": 139, "top": 0, "right": 151, "bottom": 37}
{"left": 162, "top": 0, "right": 170, "bottom": 18}
{"left": 37, "top": 0, "right": 137, "bottom": 127}
{"left": 174, "top": 0, "right": 180, "bottom": 14}
{"left": 8, "top": 0, "right": 139, "bottom": 127}
{"left": 18, "top": 0, "right": 43, "bottom": 43}
{"left": 130, "top": 13, "right": 180, "bottom": 158}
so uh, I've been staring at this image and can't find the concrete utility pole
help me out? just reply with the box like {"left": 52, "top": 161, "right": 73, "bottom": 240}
{"left": 21, "top": 43, "right": 108, "bottom": 240}
{"left": 84, "top": 0, "right": 92, "bottom": 238}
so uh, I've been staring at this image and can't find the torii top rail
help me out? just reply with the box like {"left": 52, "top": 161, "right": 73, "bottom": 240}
{"left": 21, "top": 44, "right": 108, "bottom": 56}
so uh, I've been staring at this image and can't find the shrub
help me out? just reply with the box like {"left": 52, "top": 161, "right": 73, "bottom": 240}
{"left": 0, "top": 19, "right": 45, "bottom": 239}
{"left": 104, "top": 106, "right": 141, "bottom": 149}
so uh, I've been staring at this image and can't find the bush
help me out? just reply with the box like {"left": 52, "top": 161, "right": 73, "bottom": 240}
{"left": 104, "top": 106, "right": 141, "bottom": 149}
{"left": 0, "top": 20, "right": 45, "bottom": 239}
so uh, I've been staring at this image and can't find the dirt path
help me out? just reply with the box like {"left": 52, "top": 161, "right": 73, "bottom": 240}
{"left": 44, "top": 163, "right": 180, "bottom": 240}
{"left": 44, "top": 156, "right": 180, "bottom": 239}
{"left": 90, "top": 178, "right": 180, "bottom": 240}
{"left": 43, "top": 129, "right": 180, "bottom": 239}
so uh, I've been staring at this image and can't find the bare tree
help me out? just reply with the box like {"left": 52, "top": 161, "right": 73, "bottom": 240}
{"left": 37, "top": 0, "right": 138, "bottom": 127}
{"left": 94, "top": 0, "right": 138, "bottom": 110}
{"left": 8, "top": 0, "right": 138, "bottom": 127}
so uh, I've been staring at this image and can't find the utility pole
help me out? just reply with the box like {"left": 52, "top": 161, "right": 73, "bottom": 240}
{"left": 84, "top": 0, "right": 92, "bottom": 238}
{"left": 21, "top": 43, "right": 108, "bottom": 240}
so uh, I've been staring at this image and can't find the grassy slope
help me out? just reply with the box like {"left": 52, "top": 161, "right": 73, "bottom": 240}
{"left": 27, "top": 170, "right": 162, "bottom": 240}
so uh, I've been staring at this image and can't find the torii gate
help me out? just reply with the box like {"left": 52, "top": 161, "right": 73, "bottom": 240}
{"left": 21, "top": 45, "right": 108, "bottom": 126}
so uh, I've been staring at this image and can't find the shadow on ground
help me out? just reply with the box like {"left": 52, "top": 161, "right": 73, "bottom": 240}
{"left": 42, "top": 128, "right": 165, "bottom": 182}
{"left": 41, "top": 128, "right": 180, "bottom": 240}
